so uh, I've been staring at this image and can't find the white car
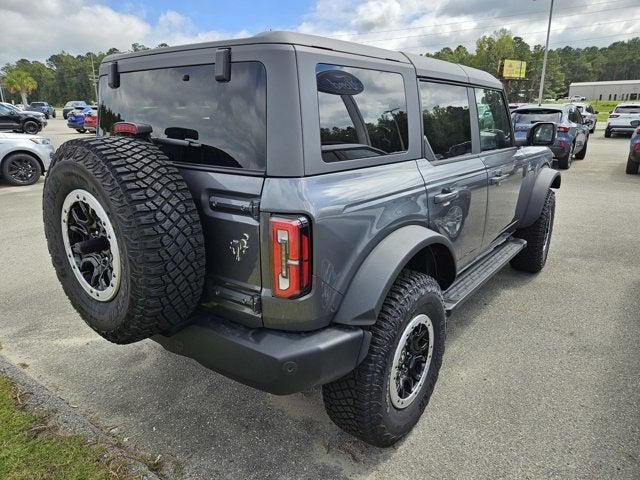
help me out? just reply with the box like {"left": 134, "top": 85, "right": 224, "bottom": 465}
{"left": 605, "top": 103, "right": 640, "bottom": 137}
{"left": 574, "top": 102, "right": 598, "bottom": 133}
{"left": 0, "top": 132, "right": 54, "bottom": 186}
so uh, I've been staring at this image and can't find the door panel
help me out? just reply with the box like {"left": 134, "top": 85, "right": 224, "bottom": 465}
{"left": 418, "top": 157, "right": 488, "bottom": 268}
{"left": 481, "top": 147, "right": 523, "bottom": 245}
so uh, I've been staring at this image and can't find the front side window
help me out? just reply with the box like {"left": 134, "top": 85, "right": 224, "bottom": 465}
{"left": 99, "top": 62, "right": 267, "bottom": 170}
{"left": 420, "top": 81, "right": 471, "bottom": 160}
{"left": 474, "top": 88, "right": 512, "bottom": 151}
{"left": 316, "top": 64, "right": 408, "bottom": 162}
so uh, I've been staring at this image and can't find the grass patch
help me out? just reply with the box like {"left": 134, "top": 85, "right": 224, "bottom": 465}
{"left": 0, "top": 376, "right": 137, "bottom": 480}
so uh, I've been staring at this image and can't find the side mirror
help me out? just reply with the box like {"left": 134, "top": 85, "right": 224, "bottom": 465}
{"left": 527, "top": 122, "right": 556, "bottom": 146}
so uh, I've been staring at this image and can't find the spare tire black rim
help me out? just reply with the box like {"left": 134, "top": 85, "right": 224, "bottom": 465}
{"left": 61, "top": 189, "right": 121, "bottom": 302}
{"left": 389, "top": 314, "right": 434, "bottom": 409}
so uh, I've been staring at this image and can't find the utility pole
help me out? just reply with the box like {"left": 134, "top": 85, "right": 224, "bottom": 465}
{"left": 537, "top": 0, "right": 554, "bottom": 105}
{"left": 0, "top": 81, "right": 5, "bottom": 103}
{"left": 89, "top": 53, "right": 98, "bottom": 102}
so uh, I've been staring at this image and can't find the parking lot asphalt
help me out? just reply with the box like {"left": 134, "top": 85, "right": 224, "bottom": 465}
{"left": 1, "top": 118, "right": 639, "bottom": 479}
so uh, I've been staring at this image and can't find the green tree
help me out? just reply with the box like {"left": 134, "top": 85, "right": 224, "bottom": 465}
{"left": 4, "top": 69, "right": 38, "bottom": 105}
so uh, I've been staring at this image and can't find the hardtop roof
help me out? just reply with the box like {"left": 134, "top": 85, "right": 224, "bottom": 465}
{"left": 103, "top": 31, "right": 502, "bottom": 89}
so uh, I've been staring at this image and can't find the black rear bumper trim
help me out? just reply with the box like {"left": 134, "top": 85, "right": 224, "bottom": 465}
{"left": 152, "top": 314, "right": 370, "bottom": 395}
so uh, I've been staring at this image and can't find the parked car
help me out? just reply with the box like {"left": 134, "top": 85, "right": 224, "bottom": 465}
{"left": 42, "top": 31, "right": 560, "bottom": 448}
{"left": 568, "top": 94, "right": 587, "bottom": 101}
{"left": 605, "top": 103, "right": 640, "bottom": 137}
{"left": 62, "top": 100, "right": 88, "bottom": 119}
{"left": 0, "top": 102, "right": 47, "bottom": 134}
{"left": 626, "top": 120, "right": 640, "bottom": 174}
{"left": 14, "top": 103, "right": 25, "bottom": 110}
{"left": 67, "top": 105, "right": 98, "bottom": 133}
{"left": 509, "top": 102, "right": 527, "bottom": 112}
{"left": 0, "top": 132, "right": 53, "bottom": 185}
{"left": 573, "top": 102, "right": 598, "bottom": 133}
{"left": 26, "top": 101, "right": 56, "bottom": 119}
{"left": 512, "top": 103, "right": 589, "bottom": 169}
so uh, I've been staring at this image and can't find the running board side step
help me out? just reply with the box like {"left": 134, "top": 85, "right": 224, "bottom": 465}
{"left": 443, "top": 238, "right": 526, "bottom": 314}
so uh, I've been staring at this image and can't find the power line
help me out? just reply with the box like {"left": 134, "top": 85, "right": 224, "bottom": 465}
{"left": 351, "top": 6, "right": 639, "bottom": 44}
{"left": 329, "top": 0, "right": 634, "bottom": 39}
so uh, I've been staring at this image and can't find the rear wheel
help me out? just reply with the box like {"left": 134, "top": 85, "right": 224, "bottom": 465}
{"left": 76, "top": 128, "right": 87, "bottom": 133}
{"left": 556, "top": 153, "right": 570, "bottom": 169}
{"left": 43, "top": 137, "right": 206, "bottom": 344}
{"left": 510, "top": 190, "right": 555, "bottom": 273}
{"left": 574, "top": 138, "right": 588, "bottom": 159}
{"left": 626, "top": 156, "right": 639, "bottom": 175}
{"left": 323, "top": 270, "right": 446, "bottom": 447}
{"left": 1, "top": 153, "right": 42, "bottom": 186}
{"left": 604, "top": 128, "right": 612, "bottom": 138}
{"left": 52, "top": 110, "right": 57, "bottom": 118}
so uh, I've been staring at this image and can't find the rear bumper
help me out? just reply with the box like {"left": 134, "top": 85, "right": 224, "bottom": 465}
{"left": 607, "top": 125, "right": 635, "bottom": 133}
{"left": 153, "top": 314, "right": 370, "bottom": 395}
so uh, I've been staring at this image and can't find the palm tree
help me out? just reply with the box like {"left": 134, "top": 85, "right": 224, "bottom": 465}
{"left": 4, "top": 70, "right": 38, "bottom": 106}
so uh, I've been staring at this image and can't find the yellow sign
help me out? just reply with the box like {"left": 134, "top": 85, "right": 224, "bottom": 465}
{"left": 503, "top": 60, "right": 527, "bottom": 79}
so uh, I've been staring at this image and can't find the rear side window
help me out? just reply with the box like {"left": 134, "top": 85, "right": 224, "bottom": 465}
{"left": 419, "top": 81, "right": 471, "bottom": 160}
{"left": 316, "top": 64, "right": 408, "bottom": 162}
{"left": 99, "top": 62, "right": 267, "bottom": 171}
{"left": 474, "top": 88, "right": 513, "bottom": 151}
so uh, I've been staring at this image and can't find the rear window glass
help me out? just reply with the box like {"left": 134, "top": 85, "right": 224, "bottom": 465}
{"left": 615, "top": 105, "right": 640, "bottom": 114}
{"left": 419, "top": 81, "right": 471, "bottom": 160}
{"left": 99, "top": 62, "right": 267, "bottom": 171}
{"left": 316, "top": 64, "right": 408, "bottom": 162}
{"left": 513, "top": 109, "right": 562, "bottom": 124}
{"left": 31, "top": 102, "right": 45, "bottom": 106}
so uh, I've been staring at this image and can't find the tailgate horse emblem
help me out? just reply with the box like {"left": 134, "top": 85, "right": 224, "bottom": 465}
{"left": 230, "top": 233, "right": 250, "bottom": 261}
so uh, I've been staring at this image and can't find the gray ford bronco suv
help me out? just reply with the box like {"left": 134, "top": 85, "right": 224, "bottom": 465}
{"left": 43, "top": 32, "right": 560, "bottom": 447}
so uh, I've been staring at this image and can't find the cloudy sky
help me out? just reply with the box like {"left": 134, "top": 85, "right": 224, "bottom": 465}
{"left": 1, "top": 0, "right": 638, "bottom": 65}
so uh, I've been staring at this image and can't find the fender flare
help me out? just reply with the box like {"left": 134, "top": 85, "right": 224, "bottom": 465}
{"left": 332, "top": 225, "right": 456, "bottom": 327}
{"left": 520, "top": 167, "right": 560, "bottom": 228}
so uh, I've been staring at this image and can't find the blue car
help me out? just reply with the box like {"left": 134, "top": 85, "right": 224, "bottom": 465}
{"left": 626, "top": 120, "right": 640, "bottom": 174}
{"left": 512, "top": 104, "right": 590, "bottom": 169}
{"left": 66, "top": 106, "right": 97, "bottom": 133}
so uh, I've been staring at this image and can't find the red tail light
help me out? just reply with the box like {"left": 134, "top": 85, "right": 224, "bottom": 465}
{"left": 609, "top": 114, "right": 620, "bottom": 118}
{"left": 557, "top": 125, "right": 570, "bottom": 133}
{"left": 634, "top": 143, "right": 640, "bottom": 152}
{"left": 113, "top": 122, "right": 139, "bottom": 134}
{"left": 270, "top": 216, "right": 311, "bottom": 298}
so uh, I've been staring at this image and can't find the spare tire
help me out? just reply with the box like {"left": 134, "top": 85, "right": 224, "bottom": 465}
{"left": 43, "top": 137, "right": 206, "bottom": 344}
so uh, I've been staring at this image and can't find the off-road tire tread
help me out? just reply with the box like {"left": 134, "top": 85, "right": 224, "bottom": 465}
{"left": 510, "top": 189, "right": 555, "bottom": 273}
{"left": 323, "top": 270, "right": 444, "bottom": 447}
{"left": 43, "top": 137, "right": 205, "bottom": 343}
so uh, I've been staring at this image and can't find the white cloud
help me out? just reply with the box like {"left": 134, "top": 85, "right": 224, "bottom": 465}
{"left": 0, "top": 0, "right": 244, "bottom": 65}
{"left": 0, "top": 0, "right": 637, "bottom": 66}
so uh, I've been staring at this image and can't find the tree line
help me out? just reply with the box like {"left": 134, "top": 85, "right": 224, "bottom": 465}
{"left": 427, "top": 30, "right": 640, "bottom": 101}
{"left": 0, "top": 43, "right": 163, "bottom": 106}
{"left": 1, "top": 32, "right": 639, "bottom": 105}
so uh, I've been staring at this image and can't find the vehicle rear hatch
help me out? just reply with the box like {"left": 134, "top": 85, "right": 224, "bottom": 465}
{"left": 611, "top": 105, "right": 640, "bottom": 126}
{"left": 98, "top": 61, "right": 267, "bottom": 328}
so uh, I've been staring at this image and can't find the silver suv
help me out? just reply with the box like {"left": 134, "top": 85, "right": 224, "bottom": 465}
{"left": 43, "top": 32, "right": 560, "bottom": 447}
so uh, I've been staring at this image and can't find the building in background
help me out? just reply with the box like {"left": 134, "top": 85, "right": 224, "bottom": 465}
{"left": 569, "top": 80, "right": 640, "bottom": 101}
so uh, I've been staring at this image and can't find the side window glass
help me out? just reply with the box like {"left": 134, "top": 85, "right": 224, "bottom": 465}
{"left": 474, "top": 88, "right": 513, "bottom": 151}
{"left": 419, "top": 81, "right": 471, "bottom": 160}
{"left": 316, "top": 64, "right": 408, "bottom": 162}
